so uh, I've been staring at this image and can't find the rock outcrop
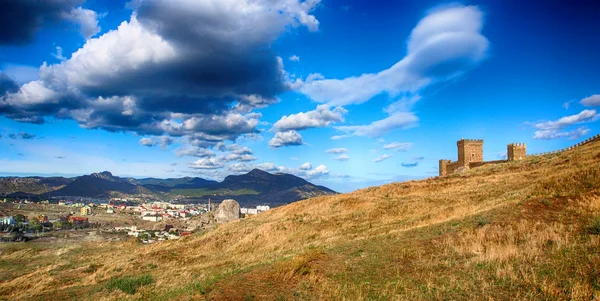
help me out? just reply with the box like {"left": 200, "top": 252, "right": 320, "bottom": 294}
{"left": 215, "top": 199, "right": 240, "bottom": 223}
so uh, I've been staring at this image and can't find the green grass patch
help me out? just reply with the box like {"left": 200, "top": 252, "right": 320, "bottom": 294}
{"left": 105, "top": 274, "right": 153, "bottom": 295}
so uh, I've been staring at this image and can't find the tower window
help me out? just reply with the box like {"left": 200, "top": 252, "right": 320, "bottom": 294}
{"left": 471, "top": 153, "right": 475, "bottom": 161}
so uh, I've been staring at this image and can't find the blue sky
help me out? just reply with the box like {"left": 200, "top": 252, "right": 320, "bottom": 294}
{"left": 1, "top": 0, "right": 599, "bottom": 192}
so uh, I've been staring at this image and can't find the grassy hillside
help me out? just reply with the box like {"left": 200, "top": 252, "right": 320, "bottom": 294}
{"left": 1, "top": 140, "right": 600, "bottom": 300}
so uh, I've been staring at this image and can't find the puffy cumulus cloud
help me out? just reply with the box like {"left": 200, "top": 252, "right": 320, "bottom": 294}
{"left": 0, "top": 0, "right": 100, "bottom": 45}
{"left": 289, "top": 55, "right": 300, "bottom": 62}
{"left": 325, "top": 148, "right": 348, "bottom": 154}
{"left": 373, "top": 154, "right": 392, "bottom": 163}
{"left": 580, "top": 94, "right": 600, "bottom": 107}
{"left": 293, "top": 5, "right": 488, "bottom": 106}
{"left": 305, "top": 164, "right": 329, "bottom": 178}
{"left": 176, "top": 146, "right": 215, "bottom": 158}
{"left": 273, "top": 105, "right": 347, "bottom": 132}
{"left": 534, "top": 127, "right": 590, "bottom": 140}
{"left": 269, "top": 130, "right": 304, "bottom": 148}
{"left": 139, "top": 137, "right": 154, "bottom": 147}
{"left": 335, "top": 154, "right": 349, "bottom": 161}
{"left": 189, "top": 158, "right": 224, "bottom": 170}
{"left": 382, "top": 142, "right": 413, "bottom": 151}
{"left": 299, "top": 162, "right": 312, "bottom": 170}
{"left": 228, "top": 163, "right": 253, "bottom": 173}
{"left": 138, "top": 136, "right": 176, "bottom": 148}
{"left": 256, "top": 162, "right": 279, "bottom": 172}
{"left": 228, "top": 145, "right": 253, "bottom": 155}
{"left": 63, "top": 6, "right": 102, "bottom": 39}
{"left": 221, "top": 153, "right": 256, "bottom": 162}
{"left": 335, "top": 112, "right": 418, "bottom": 138}
{"left": 533, "top": 109, "right": 598, "bottom": 131}
{"left": 1, "top": 0, "right": 321, "bottom": 145}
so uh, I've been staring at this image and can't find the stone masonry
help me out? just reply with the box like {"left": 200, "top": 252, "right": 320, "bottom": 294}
{"left": 439, "top": 133, "right": 600, "bottom": 177}
{"left": 439, "top": 138, "right": 525, "bottom": 177}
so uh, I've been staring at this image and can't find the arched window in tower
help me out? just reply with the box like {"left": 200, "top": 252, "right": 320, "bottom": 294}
{"left": 471, "top": 153, "right": 475, "bottom": 161}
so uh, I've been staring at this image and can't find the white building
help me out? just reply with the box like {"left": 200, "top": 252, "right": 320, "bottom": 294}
{"left": 257, "top": 205, "right": 270, "bottom": 212}
{"left": 142, "top": 215, "right": 163, "bottom": 222}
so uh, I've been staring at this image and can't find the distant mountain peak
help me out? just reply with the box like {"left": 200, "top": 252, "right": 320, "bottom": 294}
{"left": 248, "top": 169, "right": 272, "bottom": 176}
{"left": 90, "top": 171, "right": 115, "bottom": 180}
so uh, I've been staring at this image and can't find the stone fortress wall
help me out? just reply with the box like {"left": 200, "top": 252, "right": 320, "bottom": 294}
{"left": 439, "top": 133, "right": 600, "bottom": 177}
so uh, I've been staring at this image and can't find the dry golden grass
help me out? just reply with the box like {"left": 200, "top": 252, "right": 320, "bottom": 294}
{"left": 1, "top": 142, "right": 600, "bottom": 300}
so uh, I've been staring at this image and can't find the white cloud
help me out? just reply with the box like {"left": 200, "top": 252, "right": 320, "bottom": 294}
{"left": 299, "top": 162, "right": 312, "bottom": 170}
{"left": 382, "top": 142, "right": 413, "bottom": 151}
{"left": 176, "top": 146, "right": 215, "bottom": 158}
{"left": 331, "top": 135, "right": 350, "bottom": 140}
{"left": 289, "top": 55, "right": 300, "bottom": 62}
{"left": 335, "top": 112, "right": 419, "bottom": 137}
{"left": 138, "top": 136, "right": 175, "bottom": 148}
{"left": 305, "top": 164, "right": 329, "bottom": 178}
{"left": 273, "top": 105, "right": 347, "bottom": 131}
{"left": 325, "top": 148, "right": 348, "bottom": 154}
{"left": 534, "top": 127, "right": 590, "bottom": 140}
{"left": 139, "top": 137, "right": 154, "bottom": 147}
{"left": 52, "top": 46, "right": 67, "bottom": 61}
{"left": 1, "top": 0, "right": 322, "bottom": 147}
{"left": 335, "top": 154, "right": 349, "bottom": 161}
{"left": 373, "top": 154, "right": 392, "bottom": 163}
{"left": 189, "top": 158, "right": 224, "bottom": 169}
{"left": 293, "top": 5, "right": 488, "bottom": 106}
{"left": 533, "top": 109, "right": 598, "bottom": 130}
{"left": 580, "top": 94, "right": 600, "bottom": 107}
{"left": 256, "top": 162, "right": 278, "bottom": 171}
{"left": 64, "top": 7, "right": 102, "bottom": 39}
{"left": 269, "top": 130, "right": 304, "bottom": 148}
{"left": 222, "top": 153, "right": 256, "bottom": 162}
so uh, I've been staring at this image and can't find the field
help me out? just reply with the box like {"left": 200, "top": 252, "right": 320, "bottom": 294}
{"left": 1, "top": 141, "right": 599, "bottom": 300}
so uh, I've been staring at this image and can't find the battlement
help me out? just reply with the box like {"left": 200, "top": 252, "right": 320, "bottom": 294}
{"left": 439, "top": 134, "right": 599, "bottom": 177}
{"left": 458, "top": 139, "right": 484, "bottom": 143}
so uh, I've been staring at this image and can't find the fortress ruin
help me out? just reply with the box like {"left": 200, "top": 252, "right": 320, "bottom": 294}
{"left": 439, "top": 134, "right": 600, "bottom": 177}
{"left": 439, "top": 139, "right": 523, "bottom": 177}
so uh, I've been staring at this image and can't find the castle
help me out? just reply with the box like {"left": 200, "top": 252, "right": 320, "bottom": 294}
{"left": 438, "top": 139, "right": 526, "bottom": 177}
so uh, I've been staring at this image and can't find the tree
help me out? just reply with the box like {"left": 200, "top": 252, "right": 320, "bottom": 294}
{"left": 29, "top": 218, "right": 41, "bottom": 231}
{"left": 13, "top": 214, "right": 25, "bottom": 224}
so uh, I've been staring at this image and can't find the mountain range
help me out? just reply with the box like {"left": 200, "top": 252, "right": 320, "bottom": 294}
{"left": 0, "top": 169, "right": 337, "bottom": 207}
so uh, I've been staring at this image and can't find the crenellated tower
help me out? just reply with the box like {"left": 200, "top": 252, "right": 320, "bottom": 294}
{"left": 457, "top": 139, "right": 483, "bottom": 167}
{"left": 507, "top": 143, "right": 527, "bottom": 161}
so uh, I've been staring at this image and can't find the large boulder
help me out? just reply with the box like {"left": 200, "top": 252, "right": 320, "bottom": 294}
{"left": 214, "top": 199, "right": 240, "bottom": 223}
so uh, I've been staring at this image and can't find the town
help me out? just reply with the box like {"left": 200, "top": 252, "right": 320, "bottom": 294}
{"left": 0, "top": 198, "right": 270, "bottom": 244}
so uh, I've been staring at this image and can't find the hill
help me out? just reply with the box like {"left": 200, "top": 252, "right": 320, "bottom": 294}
{"left": 0, "top": 176, "right": 73, "bottom": 196}
{"left": 0, "top": 170, "right": 336, "bottom": 206}
{"left": 1, "top": 139, "right": 599, "bottom": 300}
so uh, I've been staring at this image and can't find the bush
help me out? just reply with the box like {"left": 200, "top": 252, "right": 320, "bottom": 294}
{"left": 105, "top": 274, "right": 153, "bottom": 294}
{"left": 587, "top": 216, "right": 600, "bottom": 235}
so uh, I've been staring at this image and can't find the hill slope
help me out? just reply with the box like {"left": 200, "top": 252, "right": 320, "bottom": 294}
{"left": 1, "top": 140, "right": 600, "bottom": 300}
{"left": 2, "top": 170, "right": 336, "bottom": 206}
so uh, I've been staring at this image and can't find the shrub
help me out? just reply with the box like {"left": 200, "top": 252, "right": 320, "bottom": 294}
{"left": 587, "top": 216, "right": 600, "bottom": 235}
{"left": 105, "top": 274, "right": 153, "bottom": 294}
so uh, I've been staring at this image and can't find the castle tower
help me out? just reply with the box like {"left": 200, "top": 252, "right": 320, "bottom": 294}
{"left": 457, "top": 139, "right": 483, "bottom": 167}
{"left": 439, "top": 160, "right": 449, "bottom": 177}
{"left": 507, "top": 143, "right": 526, "bottom": 161}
